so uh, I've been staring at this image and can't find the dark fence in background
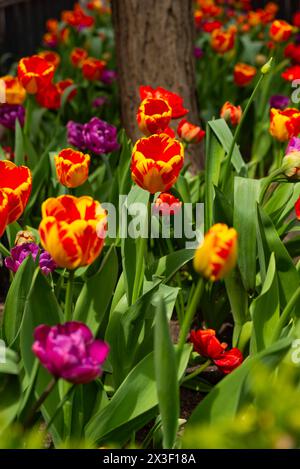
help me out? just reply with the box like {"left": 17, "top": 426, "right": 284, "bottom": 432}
{"left": 252, "top": 1, "right": 299, "bottom": 19}
{"left": 0, "top": 0, "right": 76, "bottom": 72}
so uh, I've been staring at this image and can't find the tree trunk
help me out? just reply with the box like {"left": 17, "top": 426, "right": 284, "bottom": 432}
{"left": 111, "top": 0, "right": 201, "bottom": 167}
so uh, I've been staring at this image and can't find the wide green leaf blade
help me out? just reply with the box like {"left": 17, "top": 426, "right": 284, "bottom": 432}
{"left": 154, "top": 296, "right": 179, "bottom": 449}
{"left": 234, "top": 177, "right": 261, "bottom": 291}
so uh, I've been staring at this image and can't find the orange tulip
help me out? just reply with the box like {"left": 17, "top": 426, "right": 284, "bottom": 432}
{"left": 39, "top": 195, "right": 107, "bottom": 270}
{"left": 177, "top": 119, "right": 205, "bottom": 144}
{"left": 0, "top": 160, "right": 32, "bottom": 227}
{"left": 17, "top": 55, "right": 55, "bottom": 94}
{"left": 0, "top": 75, "right": 26, "bottom": 105}
{"left": 220, "top": 101, "right": 242, "bottom": 126}
{"left": 82, "top": 57, "right": 106, "bottom": 81}
{"left": 131, "top": 134, "right": 184, "bottom": 194}
{"left": 194, "top": 223, "right": 238, "bottom": 281}
{"left": 269, "top": 20, "right": 293, "bottom": 43}
{"left": 234, "top": 62, "right": 257, "bottom": 86}
{"left": 55, "top": 148, "right": 90, "bottom": 188}
{"left": 137, "top": 98, "right": 172, "bottom": 136}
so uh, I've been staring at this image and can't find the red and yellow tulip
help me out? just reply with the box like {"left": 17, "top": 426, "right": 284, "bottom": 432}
{"left": 139, "top": 86, "right": 188, "bottom": 119}
{"left": 211, "top": 28, "right": 235, "bottom": 54}
{"left": 269, "top": 108, "right": 300, "bottom": 142}
{"left": 39, "top": 195, "right": 107, "bottom": 270}
{"left": 233, "top": 62, "right": 257, "bottom": 86}
{"left": 17, "top": 55, "right": 55, "bottom": 94}
{"left": 38, "top": 51, "right": 61, "bottom": 71}
{"left": 0, "top": 190, "right": 9, "bottom": 237}
{"left": 70, "top": 47, "right": 88, "bottom": 68}
{"left": 55, "top": 148, "right": 90, "bottom": 188}
{"left": 0, "top": 76, "right": 26, "bottom": 105}
{"left": 269, "top": 19, "right": 293, "bottom": 43}
{"left": 82, "top": 57, "right": 106, "bottom": 81}
{"left": 137, "top": 98, "right": 172, "bottom": 136}
{"left": 0, "top": 161, "right": 32, "bottom": 230}
{"left": 194, "top": 223, "right": 238, "bottom": 281}
{"left": 131, "top": 134, "right": 184, "bottom": 194}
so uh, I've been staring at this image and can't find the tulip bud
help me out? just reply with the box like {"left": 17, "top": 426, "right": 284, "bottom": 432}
{"left": 15, "top": 230, "right": 36, "bottom": 246}
{"left": 282, "top": 151, "right": 300, "bottom": 179}
{"left": 261, "top": 57, "right": 273, "bottom": 75}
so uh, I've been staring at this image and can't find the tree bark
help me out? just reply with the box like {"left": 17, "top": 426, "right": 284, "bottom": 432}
{"left": 111, "top": 0, "right": 201, "bottom": 167}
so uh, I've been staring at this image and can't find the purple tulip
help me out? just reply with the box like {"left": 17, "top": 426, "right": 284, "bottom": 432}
{"left": 286, "top": 137, "right": 300, "bottom": 154}
{"left": 0, "top": 104, "right": 25, "bottom": 129}
{"left": 39, "top": 251, "right": 58, "bottom": 276}
{"left": 32, "top": 322, "right": 109, "bottom": 384}
{"left": 82, "top": 117, "right": 120, "bottom": 155}
{"left": 66, "top": 121, "right": 86, "bottom": 151}
{"left": 5, "top": 242, "right": 57, "bottom": 275}
{"left": 101, "top": 69, "right": 117, "bottom": 85}
{"left": 270, "top": 95, "right": 290, "bottom": 110}
{"left": 194, "top": 46, "right": 204, "bottom": 59}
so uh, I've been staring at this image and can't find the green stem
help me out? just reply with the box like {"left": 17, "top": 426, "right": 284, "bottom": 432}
{"left": 24, "top": 377, "right": 58, "bottom": 428}
{"left": 259, "top": 168, "right": 283, "bottom": 204}
{"left": 177, "top": 278, "right": 204, "bottom": 358}
{"left": 181, "top": 359, "right": 211, "bottom": 383}
{"left": 131, "top": 194, "right": 153, "bottom": 305}
{"left": 222, "top": 73, "right": 265, "bottom": 189}
{"left": 272, "top": 286, "right": 300, "bottom": 342}
{"left": 0, "top": 241, "right": 10, "bottom": 257}
{"left": 24, "top": 95, "right": 33, "bottom": 137}
{"left": 65, "top": 270, "right": 75, "bottom": 321}
{"left": 46, "top": 384, "right": 76, "bottom": 431}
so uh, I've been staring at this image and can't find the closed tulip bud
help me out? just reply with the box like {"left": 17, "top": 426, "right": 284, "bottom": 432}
{"left": 194, "top": 223, "right": 238, "bottom": 281}
{"left": 54, "top": 148, "right": 90, "bottom": 188}
{"left": 137, "top": 98, "right": 172, "bottom": 136}
{"left": 15, "top": 230, "right": 36, "bottom": 246}
{"left": 177, "top": 119, "right": 205, "bottom": 143}
{"left": 282, "top": 151, "right": 300, "bottom": 179}
{"left": 220, "top": 101, "right": 242, "bottom": 126}
{"left": 131, "top": 134, "right": 184, "bottom": 194}
{"left": 255, "top": 54, "right": 268, "bottom": 67}
{"left": 261, "top": 57, "right": 273, "bottom": 74}
{"left": 39, "top": 195, "right": 107, "bottom": 270}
